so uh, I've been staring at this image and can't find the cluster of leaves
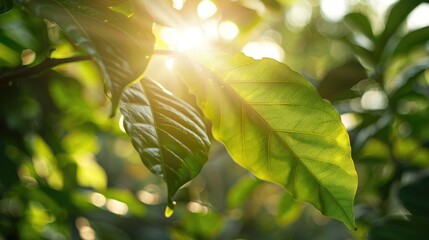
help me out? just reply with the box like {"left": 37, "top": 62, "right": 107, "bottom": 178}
{"left": 316, "top": 0, "right": 429, "bottom": 238}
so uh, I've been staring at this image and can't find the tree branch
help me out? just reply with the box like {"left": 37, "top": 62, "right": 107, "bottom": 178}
{"left": 0, "top": 55, "right": 93, "bottom": 83}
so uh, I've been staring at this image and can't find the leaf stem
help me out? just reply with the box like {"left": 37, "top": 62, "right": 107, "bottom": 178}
{"left": 0, "top": 55, "right": 92, "bottom": 83}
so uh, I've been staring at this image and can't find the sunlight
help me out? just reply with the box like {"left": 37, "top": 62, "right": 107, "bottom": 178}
{"left": 76, "top": 217, "right": 96, "bottom": 240}
{"left": 165, "top": 57, "right": 175, "bottom": 70}
{"left": 320, "top": 0, "right": 349, "bottom": 21}
{"left": 286, "top": 1, "right": 312, "bottom": 30}
{"left": 137, "top": 184, "right": 162, "bottom": 205}
{"left": 119, "top": 115, "right": 126, "bottom": 133}
{"left": 340, "top": 113, "right": 362, "bottom": 131}
{"left": 89, "top": 192, "right": 106, "bottom": 207}
{"left": 218, "top": 21, "right": 239, "bottom": 41}
{"left": 361, "top": 89, "right": 388, "bottom": 110}
{"left": 242, "top": 41, "right": 285, "bottom": 62}
{"left": 198, "top": 0, "right": 217, "bottom": 20}
{"left": 407, "top": 3, "right": 429, "bottom": 30}
{"left": 160, "top": 26, "right": 206, "bottom": 52}
{"left": 370, "top": 0, "right": 398, "bottom": 19}
{"left": 172, "top": 0, "right": 185, "bottom": 10}
{"left": 187, "top": 201, "right": 209, "bottom": 214}
{"left": 203, "top": 20, "right": 219, "bottom": 40}
{"left": 106, "top": 199, "right": 129, "bottom": 215}
{"left": 21, "top": 49, "right": 35, "bottom": 65}
{"left": 137, "top": 190, "right": 161, "bottom": 205}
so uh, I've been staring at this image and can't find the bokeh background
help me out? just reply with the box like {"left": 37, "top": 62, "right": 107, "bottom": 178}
{"left": 1, "top": 0, "right": 429, "bottom": 239}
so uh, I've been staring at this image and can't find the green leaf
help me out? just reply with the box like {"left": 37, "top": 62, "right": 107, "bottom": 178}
{"left": 392, "top": 26, "right": 429, "bottom": 58}
{"left": 120, "top": 78, "right": 210, "bottom": 210}
{"left": 344, "top": 12, "right": 375, "bottom": 41}
{"left": 0, "top": 0, "right": 13, "bottom": 14}
{"left": 377, "top": 0, "right": 428, "bottom": 59}
{"left": 368, "top": 217, "right": 429, "bottom": 240}
{"left": 399, "top": 171, "right": 429, "bottom": 216}
{"left": 317, "top": 60, "right": 367, "bottom": 101}
{"left": 389, "top": 58, "right": 429, "bottom": 98}
{"left": 227, "top": 175, "right": 260, "bottom": 209}
{"left": 17, "top": 0, "right": 155, "bottom": 114}
{"left": 178, "top": 54, "right": 358, "bottom": 229}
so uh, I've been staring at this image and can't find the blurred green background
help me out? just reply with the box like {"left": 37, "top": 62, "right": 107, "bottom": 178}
{"left": 1, "top": 0, "right": 429, "bottom": 239}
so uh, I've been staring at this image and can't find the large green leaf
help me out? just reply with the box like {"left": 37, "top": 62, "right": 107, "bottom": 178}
{"left": 120, "top": 78, "right": 210, "bottom": 211}
{"left": 178, "top": 54, "right": 358, "bottom": 229}
{"left": 17, "top": 0, "right": 155, "bottom": 114}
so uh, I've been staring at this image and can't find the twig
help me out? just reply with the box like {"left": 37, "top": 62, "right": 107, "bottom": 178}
{"left": 0, "top": 55, "right": 92, "bottom": 83}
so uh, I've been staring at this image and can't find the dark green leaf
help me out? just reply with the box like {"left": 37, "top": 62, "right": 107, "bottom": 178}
{"left": 368, "top": 216, "right": 429, "bottom": 240}
{"left": 344, "top": 12, "right": 375, "bottom": 41}
{"left": 317, "top": 60, "right": 367, "bottom": 101}
{"left": 178, "top": 53, "right": 358, "bottom": 229}
{"left": 377, "top": 0, "right": 428, "bottom": 59}
{"left": 0, "top": 0, "right": 13, "bottom": 14}
{"left": 392, "top": 26, "right": 429, "bottom": 57}
{"left": 399, "top": 171, "right": 429, "bottom": 216}
{"left": 120, "top": 78, "right": 210, "bottom": 210}
{"left": 0, "top": 7, "right": 50, "bottom": 66}
{"left": 343, "top": 36, "right": 376, "bottom": 67}
{"left": 17, "top": 0, "right": 155, "bottom": 114}
{"left": 389, "top": 58, "right": 429, "bottom": 98}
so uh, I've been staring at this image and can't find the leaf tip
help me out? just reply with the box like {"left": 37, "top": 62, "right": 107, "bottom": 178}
{"left": 164, "top": 201, "right": 176, "bottom": 218}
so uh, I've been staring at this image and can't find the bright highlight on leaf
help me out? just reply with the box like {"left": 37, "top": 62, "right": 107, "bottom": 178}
{"left": 178, "top": 53, "right": 358, "bottom": 229}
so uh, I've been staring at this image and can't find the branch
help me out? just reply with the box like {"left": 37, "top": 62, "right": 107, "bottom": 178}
{"left": 0, "top": 55, "right": 93, "bottom": 83}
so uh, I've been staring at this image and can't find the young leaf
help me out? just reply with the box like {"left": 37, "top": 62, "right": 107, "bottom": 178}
{"left": 178, "top": 54, "right": 358, "bottom": 229}
{"left": 120, "top": 78, "right": 210, "bottom": 210}
{"left": 17, "top": 0, "right": 155, "bottom": 114}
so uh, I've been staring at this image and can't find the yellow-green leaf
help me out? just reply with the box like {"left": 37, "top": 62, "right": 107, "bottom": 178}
{"left": 178, "top": 54, "right": 358, "bottom": 229}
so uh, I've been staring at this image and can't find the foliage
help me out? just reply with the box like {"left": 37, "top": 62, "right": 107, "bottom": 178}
{"left": 1, "top": 0, "right": 428, "bottom": 239}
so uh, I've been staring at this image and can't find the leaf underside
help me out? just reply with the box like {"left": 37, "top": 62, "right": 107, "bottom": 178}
{"left": 179, "top": 54, "right": 358, "bottom": 229}
{"left": 17, "top": 0, "right": 155, "bottom": 113}
{"left": 120, "top": 78, "right": 210, "bottom": 208}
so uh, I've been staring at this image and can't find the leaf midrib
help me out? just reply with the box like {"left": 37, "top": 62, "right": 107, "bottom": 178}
{"left": 207, "top": 65, "right": 352, "bottom": 225}
{"left": 140, "top": 81, "right": 169, "bottom": 188}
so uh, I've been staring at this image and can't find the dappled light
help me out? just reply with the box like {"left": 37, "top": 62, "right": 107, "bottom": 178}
{"left": 1, "top": 0, "right": 429, "bottom": 239}
{"left": 137, "top": 184, "right": 162, "bottom": 205}
{"left": 187, "top": 201, "right": 209, "bottom": 214}
{"left": 106, "top": 199, "right": 129, "bottom": 215}
{"left": 361, "top": 89, "right": 388, "bottom": 110}
{"left": 242, "top": 40, "right": 284, "bottom": 61}
{"left": 218, "top": 20, "right": 239, "bottom": 41}
{"left": 89, "top": 192, "right": 107, "bottom": 208}
{"left": 285, "top": 1, "right": 312, "bottom": 30}
{"left": 320, "top": 0, "right": 348, "bottom": 21}
{"left": 197, "top": 0, "right": 218, "bottom": 20}
{"left": 407, "top": 3, "right": 429, "bottom": 29}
